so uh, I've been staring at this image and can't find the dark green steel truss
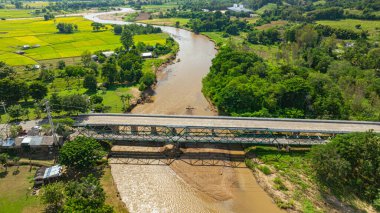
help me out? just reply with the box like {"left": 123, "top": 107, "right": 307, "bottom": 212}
{"left": 75, "top": 124, "right": 334, "bottom": 146}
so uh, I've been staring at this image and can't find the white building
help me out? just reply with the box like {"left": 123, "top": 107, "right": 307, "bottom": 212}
{"left": 227, "top": 4, "right": 252, "bottom": 12}
{"left": 141, "top": 52, "right": 153, "bottom": 58}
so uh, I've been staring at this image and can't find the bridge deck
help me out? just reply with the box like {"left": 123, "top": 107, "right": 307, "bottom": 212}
{"left": 75, "top": 114, "right": 380, "bottom": 133}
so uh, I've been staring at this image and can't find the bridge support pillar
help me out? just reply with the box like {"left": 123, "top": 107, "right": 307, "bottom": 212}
{"left": 131, "top": 126, "right": 138, "bottom": 135}
{"left": 151, "top": 127, "right": 157, "bottom": 135}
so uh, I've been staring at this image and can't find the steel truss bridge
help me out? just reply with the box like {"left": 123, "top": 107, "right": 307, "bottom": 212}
{"left": 73, "top": 114, "right": 380, "bottom": 146}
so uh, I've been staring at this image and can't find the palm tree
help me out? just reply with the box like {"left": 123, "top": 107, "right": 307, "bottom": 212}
{"left": 120, "top": 94, "right": 133, "bottom": 112}
{"left": 125, "top": 94, "right": 133, "bottom": 107}
{"left": 13, "top": 157, "right": 20, "bottom": 172}
{"left": 120, "top": 95, "right": 126, "bottom": 111}
{"left": 0, "top": 153, "right": 9, "bottom": 172}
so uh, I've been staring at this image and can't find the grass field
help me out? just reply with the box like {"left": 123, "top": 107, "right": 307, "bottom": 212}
{"left": 316, "top": 19, "right": 380, "bottom": 41}
{"left": 0, "top": 9, "right": 37, "bottom": 19}
{"left": 256, "top": 20, "right": 288, "bottom": 30}
{"left": 255, "top": 3, "right": 277, "bottom": 15}
{"left": 24, "top": 1, "right": 50, "bottom": 9}
{"left": 137, "top": 18, "right": 189, "bottom": 27}
{"left": 141, "top": 4, "right": 178, "bottom": 13}
{"left": 202, "top": 32, "right": 278, "bottom": 59}
{"left": 0, "top": 17, "right": 169, "bottom": 66}
{"left": 0, "top": 166, "right": 44, "bottom": 213}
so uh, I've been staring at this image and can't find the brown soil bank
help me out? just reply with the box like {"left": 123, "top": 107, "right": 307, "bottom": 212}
{"left": 169, "top": 143, "right": 284, "bottom": 213}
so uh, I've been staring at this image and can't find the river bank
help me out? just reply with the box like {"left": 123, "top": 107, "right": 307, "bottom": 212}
{"left": 85, "top": 9, "right": 283, "bottom": 213}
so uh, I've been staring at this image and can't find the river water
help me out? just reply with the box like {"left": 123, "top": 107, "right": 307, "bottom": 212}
{"left": 84, "top": 9, "right": 282, "bottom": 213}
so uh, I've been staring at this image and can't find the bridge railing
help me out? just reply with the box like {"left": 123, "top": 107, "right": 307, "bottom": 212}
{"left": 75, "top": 124, "right": 330, "bottom": 146}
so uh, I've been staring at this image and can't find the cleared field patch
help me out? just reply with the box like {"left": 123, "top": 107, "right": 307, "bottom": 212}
{"left": 0, "top": 9, "right": 36, "bottom": 19}
{"left": 256, "top": 20, "right": 288, "bottom": 30}
{"left": 141, "top": 4, "right": 178, "bottom": 12}
{"left": 24, "top": 1, "right": 51, "bottom": 8}
{"left": 0, "top": 17, "right": 168, "bottom": 65}
{"left": 316, "top": 19, "right": 380, "bottom": 40}
{"left": 137, "top": 18, "right": 189, "bottom": 27}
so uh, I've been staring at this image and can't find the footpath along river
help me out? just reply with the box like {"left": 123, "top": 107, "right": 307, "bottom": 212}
{"left": 84, "top": 8, "right": 282, "bottom": 213}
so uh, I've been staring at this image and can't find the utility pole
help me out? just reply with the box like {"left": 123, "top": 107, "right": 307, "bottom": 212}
{"left": 1, "top": 102, "right": 9, "bottom": 138}
{"left": 45, "top": 101, "right": 57, "bottom": 145}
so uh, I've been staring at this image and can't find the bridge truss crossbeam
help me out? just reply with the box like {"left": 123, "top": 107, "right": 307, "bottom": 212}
{"left": 75, "top": 124, "right": 333, "bottom": 146}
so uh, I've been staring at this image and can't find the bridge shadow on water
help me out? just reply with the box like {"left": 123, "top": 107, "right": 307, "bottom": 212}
{"left": 109, "top": 142, "right": 248, "bottom": 168}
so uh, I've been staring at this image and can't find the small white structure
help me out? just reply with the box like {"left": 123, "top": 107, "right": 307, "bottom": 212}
{"left": 91, "top": 55, "right": 99, "bottom": 61}
{"left": 102, "top": 51, "right": 115, "bottom": 58}
{"left": 141, "top": 52, "right": 153, "bottom": 58}
{"left": 22, "top": 45, "right": 30, "bottom": 50}
{"left": 345, "top": 42, "right": 354, "bottom": 48}
{"left": 202, "top": 9, "right": 210, "bottom": 12}
{"left": 227, "top": 4, "right": 252, "bottom": 12}
{"left": 33, "top": 64, "right": 41, "bottom": 69}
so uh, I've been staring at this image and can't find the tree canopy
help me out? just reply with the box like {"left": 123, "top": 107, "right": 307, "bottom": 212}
{"left": 58, "top": 136, "right": 105, "bottom": 172}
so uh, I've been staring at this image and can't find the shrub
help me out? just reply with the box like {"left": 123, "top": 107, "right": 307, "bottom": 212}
{"left": 258, "top": 165, "right": 272, "bottom": 175}
{"left": 273, "top": 177, "right": 288, "bottom": 191}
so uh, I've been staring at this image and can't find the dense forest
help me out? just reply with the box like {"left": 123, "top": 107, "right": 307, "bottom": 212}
{"left": 203, "top": 43, "right": 379, "bottom": 120}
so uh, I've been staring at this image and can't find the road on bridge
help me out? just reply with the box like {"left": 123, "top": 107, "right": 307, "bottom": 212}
{"left": 75, "top": 114, "right": 380, "bottom": 134}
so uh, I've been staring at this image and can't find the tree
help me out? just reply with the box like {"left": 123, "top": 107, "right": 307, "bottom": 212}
{"left": 57, "top": 60, "right": 66, "bottom": 70}
{"left": 13, "top": 157, "right": 20, "bottom": 172}
{"left": 10, "top": 125, "right": 22, "bottom": 138}
{"left": 0, "top": 61, "right": 16, "bottom": 78}
{"left": 0, "top": 78, "right": 27, "bottom": 104}
{"left": 41, "top": 182, "right": 65, "bottom": 211}
{"left": 33, "top": 102, "right": 43, "bottom": 119}
{"left": 91, "top": 22, "right": 106, "bottom": 31}
{"left": 44, "top": 13, "right": 54, "bottom": 21}
{"left": 63, "top": 175, "right": 113, "bottom": 213}
{"left": 81, "top": 50, "right": 92, "bottom": 67}
{"left": 58, "top": 137, "right": 105, "bottom": 172}
{"left": 120, "top": 28, "right": 134, "bottom": 50}
{"left": 310, "top": 132, "right": 380, "bottom": 203}
{"left": 101, "top": 60, "right": 118, "bottom": 84}
{"left": 225, "top": 24, "right": 239, "bottom": 35}
{"left": 29, "top": 82, "right": 48, "bottom": 101}
{"left": 0, "top": 153, "right": 9, "bottom": 172}
{"left": 14, "top": 1, "right": 22, "bottom": 9}
{"left": 83, "top": 74, "right": 97, "bottom": 92}
{"left": 139, "top": 72, "right": 155, "bottom": 89}
{"left": 113, "top": 25, "right": 122, "bottom": 35}
{"left": 61, "top": 94, "right": 89, "bottom": 115}
{"left": 56, "top": 23, "right": 77, "bottom": 34}
{"left": 7, "top": 105, "right": 26, "bottom": 120}
{"left": 90, "top": 95, "right": 103, "bottom": 104}
{"left": 39, "top": 69, "right": 55, "bottom": 82}
{"left": 50, "top": 93, "right": 62, "bottom": 113}
{"left": 120, "top": 93, "right": 133, "bottom": 111}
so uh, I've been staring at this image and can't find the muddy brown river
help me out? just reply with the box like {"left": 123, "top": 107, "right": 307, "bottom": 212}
{"left": 85, "top": 9, "right": 282, "bottom": 213}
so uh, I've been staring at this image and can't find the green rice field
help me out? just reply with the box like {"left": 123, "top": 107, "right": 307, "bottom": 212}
{"left": 0, "top": 17, "right": 169, "bottom": 66}
{"left": 0, "top": 9, "right": 37, "bottom": 19}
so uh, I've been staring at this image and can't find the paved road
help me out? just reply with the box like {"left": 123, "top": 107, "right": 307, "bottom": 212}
{"left": 75, "top": 114, "right": 380, "bottom": 133}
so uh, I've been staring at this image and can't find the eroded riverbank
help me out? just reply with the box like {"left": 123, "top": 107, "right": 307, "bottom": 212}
{"left": 84, "top": 9, "right": 282, "bottom": 213}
